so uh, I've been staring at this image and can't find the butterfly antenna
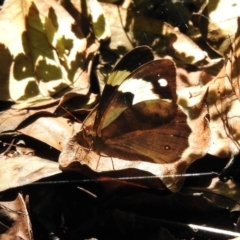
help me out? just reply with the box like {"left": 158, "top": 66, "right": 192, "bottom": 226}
{"left": 60, "top": 105, "right": 83, "bottom": 124}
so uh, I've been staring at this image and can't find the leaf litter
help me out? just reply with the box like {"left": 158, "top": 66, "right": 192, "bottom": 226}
{"left": 0, "top": 0, "right": 240, "bottom": 239}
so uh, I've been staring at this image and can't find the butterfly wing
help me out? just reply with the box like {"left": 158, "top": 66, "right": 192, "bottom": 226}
{"left": 94, "top": 46, "right": 154, "bottom": 134}
{"left": 91, "top": 56, "right": 191, "bottom": 163}
{"left": 99, "top": 109, "right": 190, "bottom": 163}
{"left": 96, "top": 59, "right": 178, "bottom": 137}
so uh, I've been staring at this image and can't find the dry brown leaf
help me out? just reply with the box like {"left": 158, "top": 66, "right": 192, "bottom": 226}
{"left": 0, "top": 105, "right": 58, "bottom": 133}
{"left": 191, "top": 0, "right": 240, "bottom": 55}
{"left": 208, "top": 0, "right": 239, "bottom": 35}
{"left": 0, "top": 155, "right": 61, "bottom": 191}
{"left": 0, "top": 94, "right": 93, "bottom": 137}
{"left": 0, "top": 0, "right": 90, "bottom": 107}
{"left": 89, "top": 0, "right": 111, "bottom": 41}
{"left": 18, "top": 116, "right": 81, "bottom": 151}
{"left": 178, "top": 17, "right": 240, "bottom": 159}
{"left": 0, "top": 193, "right": 32, "bottom": 240}
{"left": 100, "top": 2, "right": 209, "bottom": 65}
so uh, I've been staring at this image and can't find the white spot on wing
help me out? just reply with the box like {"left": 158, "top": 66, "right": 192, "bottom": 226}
{"left": 119, "top": 78, "right": 159, "bottom": 105}
{"left": 158, "top": 78, "right": 168, "bottom": 87}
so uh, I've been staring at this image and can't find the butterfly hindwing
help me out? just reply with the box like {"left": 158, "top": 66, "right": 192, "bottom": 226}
{"left": 100, "top": 109, "right": 191, "bottom": 163}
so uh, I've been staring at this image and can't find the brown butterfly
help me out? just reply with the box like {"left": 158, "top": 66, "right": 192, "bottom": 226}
{"left": 81, "top": 46, "right": 191, "bottom": 165}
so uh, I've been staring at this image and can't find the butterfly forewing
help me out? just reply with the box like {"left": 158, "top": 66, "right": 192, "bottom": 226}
{"left": 97, "top": 59, "right": 178, "bottom": 137}
{"left": 94, "top": 46, "right": 154, "bottom": 133}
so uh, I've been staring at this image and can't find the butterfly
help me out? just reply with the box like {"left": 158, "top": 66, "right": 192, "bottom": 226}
{"left": 80, "top": 46, "right": 191, "bottom": 167}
